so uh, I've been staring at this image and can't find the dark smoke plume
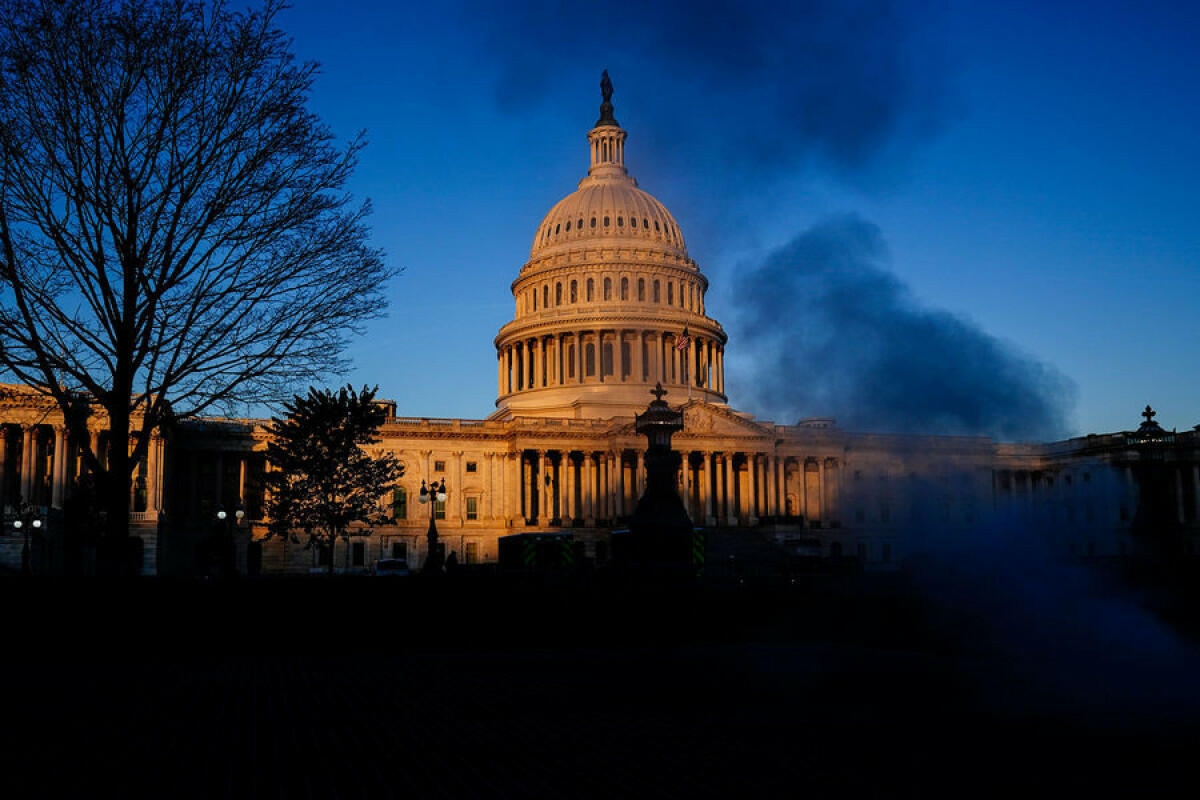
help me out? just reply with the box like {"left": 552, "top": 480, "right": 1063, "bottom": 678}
{"left": 461, "top": 0, "right": 957, "bottom": 183}
{"left": 731, "top": 215, "right": 1076, "bottom": 441}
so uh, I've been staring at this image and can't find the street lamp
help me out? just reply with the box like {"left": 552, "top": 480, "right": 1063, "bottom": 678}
{"left": 214, "top": 502, "right": 245, "bottom": 578}
{"left": 13, "top": 504, "right": 42, "bottom": 576}
{"left": 419, "top": 478, "right": 447, "bottom": 573}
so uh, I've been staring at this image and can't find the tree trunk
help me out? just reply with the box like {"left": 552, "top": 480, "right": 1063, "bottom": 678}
{"left": 98, "top": 400, "right": 133, "bottom": 577}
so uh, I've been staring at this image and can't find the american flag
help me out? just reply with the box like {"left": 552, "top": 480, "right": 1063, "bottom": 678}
{"left": 675, "top": 327, "right": 690, "bottom": 351}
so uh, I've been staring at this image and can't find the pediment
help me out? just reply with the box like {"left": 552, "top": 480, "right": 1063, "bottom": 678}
{"left": 677, "top": 402, "right": 773, "bottom": 439}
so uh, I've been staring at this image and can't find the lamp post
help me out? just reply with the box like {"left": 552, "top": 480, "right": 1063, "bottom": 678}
{"left": 13, "top": 503, "right": 41, "bottom": 576}
{"left": 215, "top": 502, "right": 245, "bottom": 578}
{"left": 419, "top": 478, "right": 447, "bottom": 573}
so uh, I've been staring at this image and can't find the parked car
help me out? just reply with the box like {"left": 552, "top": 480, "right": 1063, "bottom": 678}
{"left": 371, "top": 558, "right": 410, "bottom": 577}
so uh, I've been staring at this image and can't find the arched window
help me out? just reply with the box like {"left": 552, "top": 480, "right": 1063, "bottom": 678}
{"left": 621, "top": 277, "right": 629, "bottom": 300}
{"left": 667, "top": 282, "right": 673, "bottom": 306}
{"left": 601, "top": 341, "right": 614, "bottom": 377}
{"left": 586, "top": 278, "right": 594, "bottom": 302}
{"left": 585, "top": 343, "right": 596, "bottom": 376}
{"left": 567, "top": 344, "right": 576, "bottom": 378}
{"left": 603, "top": 277, "right": 612, "bottom": 300}
{"left": 570, "top": 280, "right": 578, "bottom": 303}
{"left": 637, "top": 278, "right": 645, "bottom": 301}
{"left": 653, "top": 280, "right": 660, "bottom": 303}
{"left": 556, "top": 282, "right": 563, "bottom": 305}
{"left": 542, "top": 285, "right": 548, "bottom": 309}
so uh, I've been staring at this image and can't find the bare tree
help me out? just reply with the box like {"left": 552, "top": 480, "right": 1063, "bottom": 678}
{"left": 0, "top": 0, "right": 395, "bottom": 564}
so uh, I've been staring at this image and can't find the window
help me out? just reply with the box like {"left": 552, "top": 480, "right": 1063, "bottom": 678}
{"left": 603, "top": 215, "right": 610, "bottom": 227}
{"left": 577, "top": 218, "right": 583, "bottom": 230}
{"left": 391, "top": 541, "right": 408, "bottom": 559}
{"left": 565, "top": 220, "right": 571, "bottom": 231}
{"left": 637, "top": 278, "right": 645, "bottom": 301}
{"left": 590, "top": 217, "right": 596, "bottom": 228}
{"left": 667, "top": 283, "right": 674, "bottom": 305}
{"left": 621, "top": 277, "right": 628, "bottom": 300}
{"left": 586, "top": 278, "right": 594, "bottom": 302}
{"left": 464, "top": 541, "right": 479, "bottom": 564}
{"left": 466, "top": 461, "right": 477, "bottom": 473}
{"left": 392, "top": 487, "right": 407, "bottom": 520}
{"left": 434, "top": 460, "right": 445, "bottom": 472}
{"left": 570, "top": 280, "right": 577, "bottom": 303}
{"left": 601, "top": 341, "right": 613, "bottom": 377}
{"left": 620, "top": 341, "right": 631, "bottom": 378}
{"left": 352, "top": 541, "right": 365, "bottom": 567}
{"left": 555, "top": 282, "right": 562, "bottom": 305}
{"left": 567, "top": 344, "right": 576, "bottom": 378}
{"left": 617, "top": 216, "right": 623, "bottom": 227}
{"left": 603, "top": 277, "right": 611, "bottom": 300}
{"left": 466, "top": 497, "right": 478, "bottom": 520}
{"left": 585, "top": 343, "right": 596, "bottom": 376}
{"left": 653, "top": 280, "right": 660, "bottom": 302}
{"left": 542, "top": 286, "right": 548, "bottom": 308}
{"left": 435, "top": 499, "right": 446, "bottom": 520}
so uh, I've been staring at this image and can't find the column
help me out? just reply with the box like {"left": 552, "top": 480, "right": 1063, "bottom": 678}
{"left": 521, "top": 453, "right": 532, "bottom": 523}
{"left": 20, "top": 426, "right": 35, "bottom": 502}
{"left": 633, "top": 333, "right": 644, "bottom": 383}
{"left": 597, "top": 451, "right": 609, "bottom": 521}
{"left": 538, "top": 450, "right": 550, "bottom": 523}
{"left": 614, "top": 452, "right": 625, "bottom": 518}
{"left": 583, "top": 453, "right": 595, "bottom": 523}
{"left": 635, "top": 451, "right": 645, "bottom": 500}
{"left": 686, "top": 453, "right": 696, "bottom": 522}
{"left": 723, "top": 454, "right": 736, "bottom": 525}
{"left": 51, "top": 427, "right": 67, "bottom": 508}
{"left": 747, "top": 453, "right": 758, "bottom": 524}
{"left": 703, "top": 452, "right": 714, "bottom": 525}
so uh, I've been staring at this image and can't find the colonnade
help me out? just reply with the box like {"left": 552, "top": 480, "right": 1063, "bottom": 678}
{"left": 504, "top": 447, "right": 839, "bottom": 529}
{"left": 498, "top": 329, "right": 725, "bottom": 397}
{"left": 0, "top": 423, "right": 164, "bottom": 519}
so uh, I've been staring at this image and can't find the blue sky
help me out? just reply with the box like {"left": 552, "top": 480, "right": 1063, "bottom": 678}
{"left": 277, "top": 0, "right": 1200, "bottom": 440}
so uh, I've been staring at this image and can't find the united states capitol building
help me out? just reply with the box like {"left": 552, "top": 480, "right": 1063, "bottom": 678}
{"left": 2, "top": 81, "right": 1198, "bottom": 576}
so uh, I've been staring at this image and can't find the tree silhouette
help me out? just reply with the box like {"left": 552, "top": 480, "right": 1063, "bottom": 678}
{"left": 0, "top": 0, "right": 395, "bottom": 567}
{"left": 265, "top": 384, "right": 403, "bottom": 576}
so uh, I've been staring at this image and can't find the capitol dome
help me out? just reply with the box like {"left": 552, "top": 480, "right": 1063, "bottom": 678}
{"left": 492, "top": 72, "right": 728, "bottom": 421}
{"left": 529, "top": 161, "right": 689, "bottom": 262}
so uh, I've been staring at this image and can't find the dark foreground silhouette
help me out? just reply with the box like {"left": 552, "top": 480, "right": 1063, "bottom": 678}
{"left": 2, "top": 567, "right": 1198, "bottom": 798}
